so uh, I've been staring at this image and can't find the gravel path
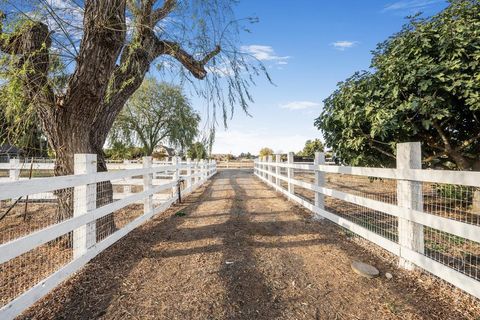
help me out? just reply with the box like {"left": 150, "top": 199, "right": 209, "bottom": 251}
{"left": 20, "top": 170, "right": 475, "bottom": 319}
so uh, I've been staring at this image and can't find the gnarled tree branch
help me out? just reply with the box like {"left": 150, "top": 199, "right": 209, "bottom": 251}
{"left": 156, "top": 40, "right": 221, "bottom": 79}
{"left": 153, "top": 0, "right": 176, "bottom": 23}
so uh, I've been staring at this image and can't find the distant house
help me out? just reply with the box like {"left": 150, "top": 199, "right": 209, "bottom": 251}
{"left": 153, "top": 145, "right": 176, "bottom": 159}
{"left": 0, "top": 144, "right": 23, "bottom": 162}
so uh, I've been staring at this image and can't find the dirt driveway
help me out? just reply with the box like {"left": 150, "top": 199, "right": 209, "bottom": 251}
{"left": 20, "top": 170, "right": 476, "bottom": 320}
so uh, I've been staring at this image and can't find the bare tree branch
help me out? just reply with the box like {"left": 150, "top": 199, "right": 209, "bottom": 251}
{"left": 157, "top": 40, "right": 221, "bottom": 79}
{"left": 153, "top": 0, "right": 176, "bottom": 23}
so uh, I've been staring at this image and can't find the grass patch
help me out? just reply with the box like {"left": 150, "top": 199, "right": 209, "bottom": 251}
{"left": 175, "top": 211, "right": 187, "bottom": 217}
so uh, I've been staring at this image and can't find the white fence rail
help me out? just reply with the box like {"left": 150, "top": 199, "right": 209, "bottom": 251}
{"left": 0, "top": 155, "right": 216, "bottom": 319}
{"left": 216, "top": 161, "right": 255, "bottom": 169}
{"left": 254, "top": 142, "right": 480, "bottom": 300}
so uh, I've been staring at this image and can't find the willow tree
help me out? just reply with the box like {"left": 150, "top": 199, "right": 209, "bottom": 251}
{"left": 110, "top": 78, "right": 200, "bottom": 156}
{"left": 0, "top": 1, "right": 265, "bottom": 223}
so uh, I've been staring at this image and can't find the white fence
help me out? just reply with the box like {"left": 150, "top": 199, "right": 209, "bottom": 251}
{"left": 254, "top": 142, "right": 480, "bottom": 300}
{"left": 0, "top": 155, "right": 216, "bottom": 319}
{"left": 0, "top": 159, "right": 181, "bottom": 201}
{"left": 216, "top": 160, "right": 255, "bottom": 169}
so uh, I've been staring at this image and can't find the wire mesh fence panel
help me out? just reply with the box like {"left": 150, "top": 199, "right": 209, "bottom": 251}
{"left": 324, "top": 196, "right": 399, "bottom": 242}
{"left": 0, "top": 232, "right": 73, "bottom": 309}
{"left": 293, "top": 168, "right": 314, "bottom": 183}
{"left": 96, "top": 203, "right": 144, "bottom": 242}
{"left": 421, "top": 183, "right": 480, "bottom": 225}
{"left": 416, "top": 183, "right": 480, "bottom": 280}
{"left": 325, "top": 173, "right": 397, "bottom": 205}
{"left": 0, "top": 188, "right": 74, "bottom": 245}
{"left": 424, "top": 227, "right": 480, "bottom": 280}
{"left": 254, "top": 152, "right": 480, "bottom": 300}
{"left": 0, "top": 158, "right": 216, "bottom": 317}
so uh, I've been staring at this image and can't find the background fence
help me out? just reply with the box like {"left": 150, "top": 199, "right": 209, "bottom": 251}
{"left": 0, "top": 155, "right": 216, "bottom": 319}
{"left": 254, "top": 142, "right": 480, "bottom": 300}
{"left": 216, "top": 160, "right": 254, "bottom": 169}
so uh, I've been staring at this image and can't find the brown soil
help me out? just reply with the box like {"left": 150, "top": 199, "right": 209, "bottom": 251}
{"left": 19, "top": 170, "right": 478, "bottom": 320}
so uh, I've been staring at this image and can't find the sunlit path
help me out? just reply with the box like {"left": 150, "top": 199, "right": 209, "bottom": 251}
{"left": 19, "top": 170, "right": 469, "bottom": 320}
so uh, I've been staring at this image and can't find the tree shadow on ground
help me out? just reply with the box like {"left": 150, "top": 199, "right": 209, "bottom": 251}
{"left": 18, "top": 170, "right": 474, "bottom": 320}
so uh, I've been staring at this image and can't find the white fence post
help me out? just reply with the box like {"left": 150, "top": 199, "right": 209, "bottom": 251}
{"left": 200, "top": 159, "right": 205, "bottom": 182}
{"left": 314, "top": 152, "right": 325, "bottom": 219}
{"left": 267, "top": 155, "right": 273, "bottom": 184}
{"left": 186, "top": 158, "right": 192, "bottom": 189}
{"left": 195, "top": 159, "right": 200, "bottom": 184}
{"left": 263, "top": 156, "right": 267, "bottom": 179}
{"left": 287, "top": 152, "right": 295, "bottom": 196}
{"left": 397, "top": 142, "right": 424, "bottom": 270}
{"left": 73, "top": 154, "right": 97, "bottom": 259}
{"left": 275, "top": 154, "right": 281, "bottom": 190}
{"left": 143, "top": 156, "right": 153, "bottom": 215}
{"left": 259, "top": 157, "right": 262, "bottom": 178}
{"left": 172, "top": 156, "right": 179, "bottom": 198}
{"left": 205, "top": 159, "right": 208, "bottom": 179}
{"left": 9, "top": 158, "right": 20, "bottom": 182}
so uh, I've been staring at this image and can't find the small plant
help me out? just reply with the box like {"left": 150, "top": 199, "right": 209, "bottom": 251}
{"left": 385, "top": 301, "right": 399, "bottom": 315}
{"left": 344, "top": 230, "right": 356, "bottom": 238}
{"left": 175, "top": 211, "right": 186, "bottom": 217}
{"left": 425, "top": 240, "right": 448, "bottom": 253}
{"left": 434, "top": 184, "right": 473, "bottom": 207}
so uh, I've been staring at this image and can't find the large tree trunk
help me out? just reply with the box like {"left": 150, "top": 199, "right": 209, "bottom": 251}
{"left": 49, "top": 114, "right": 116, "bottom": 239}
{"left": 0, "top": 0, "right": 221, "bottom": 238}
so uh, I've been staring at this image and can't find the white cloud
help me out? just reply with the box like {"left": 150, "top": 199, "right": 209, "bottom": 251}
{"left": 280, "top": 101, "right": 322, "bottom": 110}
{"left": 383, "top": 0, "right": 444, "bottom": 12}
{"left": 206, "top": 64, "right": 235, "bottom": 77}
{"left": 332, "top": 41, "right": 358, "bottom": 51}
{"left": 241, "top": 45, "right": 290, "bottom": 65}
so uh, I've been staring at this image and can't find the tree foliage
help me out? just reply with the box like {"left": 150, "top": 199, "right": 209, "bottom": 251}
{"left": 104, "top": 142, "right": 144, "bottom": 160}
{"left": 0, "top": 0, "right": 267, "bottom": 225}
{"left": 110, "top": 78, "right": 199, "bottom": 156}
{"left": 0, "top": 0, "right": 268, "bottom": 175}
{"left": 315, "top": 0, "right": 480, "bottom": 169}
{"left": 239, "top": 152, "right": 253, "bottom": 159}
{"left": 297, "top": 139, "right": 324, "bottom": 158}
{"left": 187, "top": 142, "right": 207, "bottom": 160}
{"left": 259, "top": 147, "right": 274, "bottom": 158}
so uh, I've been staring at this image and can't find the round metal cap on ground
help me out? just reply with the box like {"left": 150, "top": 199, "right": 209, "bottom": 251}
{"left": 351, "top": 260, "right": 380, "bottom": 279}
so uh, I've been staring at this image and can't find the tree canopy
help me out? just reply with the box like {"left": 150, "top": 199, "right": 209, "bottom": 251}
{"left": 315, "top": 0, "right": 480, "bottom": 169}
{"left": 239, "top": 152, "right": 253, "bottom": 159}
{"left": 0, "top": 0, "right": 267, "bottom": 176}
{"left": 297, "top": 139, "right": 324, "bottom": 158}
{"left": 187, "top": 142, "right": 208, "bottom": 160}
{"left": 110, "top": 78, "right": 199, "bottom": 156}
{"left": 259, "top": 147, "right": 274, "bottom": 158}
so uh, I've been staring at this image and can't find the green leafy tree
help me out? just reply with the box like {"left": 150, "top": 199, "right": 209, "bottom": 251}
{"left": 110, "top": 79, "right": 199, "bottom": 156}
{"left": 0, "top": 52, "right": 66, "bottom": 157}
{"left": 259, "top": 147, "right": 274, "bottom": 158}
{"left": 187, "top": 142, "right": 207, "bottom": 160}
{"left": 315, "top": 0, "right": 480, "bottom": 169}
{"left": 297, "top": 139, "right": 324, "bottom": 158}
{"left": 104, "top": 142, "right": 144, "bottom": 160}
{"left": 239, "top": 152, "right": 253, "bottom": 159}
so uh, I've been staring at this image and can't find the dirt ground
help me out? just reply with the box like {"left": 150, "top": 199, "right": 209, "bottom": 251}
{"left": 19, "top": 169, "right": 479, "bottom": 320}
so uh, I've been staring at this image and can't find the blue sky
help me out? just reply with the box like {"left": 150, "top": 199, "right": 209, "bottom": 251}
{"left": 192, "top": 0, "right": 448, "bottom": 155}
